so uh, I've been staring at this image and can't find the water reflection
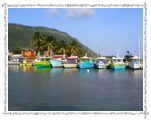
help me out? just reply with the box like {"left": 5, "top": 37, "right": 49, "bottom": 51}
{"left": 8, "top": 65, "right": 20, "bottom": 72}
{"left": 50, "top": 68, "right": 64, "bottom": 73}
{"left": 110, "top": 69, "right": 125, "bottom": 73}
{"left": 63, "top": 68, "right": 78, "bottom": 74}
{"left": 34, "top": 67, "right": 52, "bottom": 73}
{"left": 78, "top": 69, "right": 92, "bottom": 73}
{"left": 22, "top": 66, "right": 36, "bottom": 72}
{"left": 8, "top": 65, "right": 143, "bottom": 111}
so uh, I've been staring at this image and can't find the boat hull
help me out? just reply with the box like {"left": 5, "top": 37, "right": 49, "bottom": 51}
{"left": 128, "top": 63, "right": 143, "bottom": 69}
{"left": 78, "top": 63, "right": 95, "bottom": 69}
{"left": 33, "top": 61, "right": 51, "bottom": 67}
{"left": 49, "top": 60, "right": 63, "bottom": 68}
{"left": 96, "top": 63, "right": 107, "bottom": 69}
{"left": 110, "top": 64, "right": 126, "bottom": 70}
{"left": 62, "top": 63, "right": 77, "bottom": 68}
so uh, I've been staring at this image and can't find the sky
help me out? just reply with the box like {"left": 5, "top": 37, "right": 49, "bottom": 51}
{"left": 8, "top": 8, "right": 143, "bottom": 58}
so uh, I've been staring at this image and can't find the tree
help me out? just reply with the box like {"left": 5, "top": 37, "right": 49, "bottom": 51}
{"left": 125, "top": 51, "right": 133, "bottom": 62}
{"left": 57, "top": 40, "right": 68, "bottom": 57}
{"left": 67, "top": 40, "right": 82, "bottom": 56}
{"left": 40, "top": 35, "right": 56, "bottom": 51}
{"left": 30, "top": 32, "right": 42, "bottom": 56}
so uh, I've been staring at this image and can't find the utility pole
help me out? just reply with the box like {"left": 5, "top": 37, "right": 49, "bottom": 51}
{"left": 139, "top": 36, "right": 140, "bottom": 63}
{"left": 96, "top": 47, "right": 98, "bottom": 58}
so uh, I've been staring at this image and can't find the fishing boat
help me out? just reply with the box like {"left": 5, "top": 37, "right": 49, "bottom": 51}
{"left": 128, "top": 37, "right": 143, "bottom": 69}
{"left": 62, "top": 56, "right": 78, "bottom": 68}
{"left": 128, "top": 52, "right": 143, "bottom": 69}
{"left": 96, "top": 50, "right": 107, "bottom": 69}
{"left": 78, "top": 53, "right": 95, "bottom": 69}
{"left": 110, "top": 48, "right": 126, "bottom": 70}
{"left": 49, "top": 55, "right": 66, "bottom": 68}
{"left": 33, "top": 57, "right": 52, "bottom": 67}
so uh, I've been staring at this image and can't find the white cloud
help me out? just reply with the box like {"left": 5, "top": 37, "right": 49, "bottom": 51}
{"left": 45, "top": 8, "right": 60, "bottom": 19}
{"left": 44, "top": 14, "right": 53, "bottom": 19}
{"left": 66, "top": 8, "right": 95, "bottom": 19}
{"left": 47, "top": 8, "right": 60, "bottom": 16}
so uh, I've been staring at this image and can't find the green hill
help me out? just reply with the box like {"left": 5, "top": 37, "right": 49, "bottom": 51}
{"left": 8, "top": 23, "right": 97, "bottom": 56}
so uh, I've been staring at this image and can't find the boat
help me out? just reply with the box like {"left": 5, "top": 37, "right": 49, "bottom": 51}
{"left": 96, "top": 50, "right": 107, "bottom": 69}
{"left": 128, "top": 37, "right": 143, "bottom": 69}
{"left": 33, "top": 57, "right": 52, "bottom": 67}
{"left": 110, "top": 48, "right": 126, "bottom": 70}
{"left": 49, "top": 55, "right": 66, "bottom": 68}
{"left": 128, "top": 52, "right": 143, "bottom": 69}
{"left": 62, "top": 55, "right": 78, "bottom": 68}
{"left": 20, "top": 59, "right": 34, "bottom": 66}
{"left": 78, "top": 53, "right": 95, "bottom": 69}
{"left": 32, "top": 58, "right": 42, "bottom": 63}
{"left": 8, "top": 57, "right": 24, "bottom": 65}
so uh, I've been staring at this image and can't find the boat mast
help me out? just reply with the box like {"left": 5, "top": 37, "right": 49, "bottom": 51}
{"left": 101, "top": 50, "right": 104, "bottom": 57}
{"left": 116, "top": 48, "right": 119, "bottom": 58}
{"left": 139, "top": 36, "right": 140, "bottom": 63}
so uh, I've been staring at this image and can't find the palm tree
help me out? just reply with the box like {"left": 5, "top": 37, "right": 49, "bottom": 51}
{"left": 78, "top": 49, "right": 86, "bottom": 57}
{"left": 67, "top": 40, "right": 82, "bottom": 56}
{"left": 30, "top": 32, "right": 42, "bottom": 56}
{"left": 40, "top": 35, "right": 56, "bottom": 51}
{"left": 57, "top": 40, "right": 68, "bottom": 58}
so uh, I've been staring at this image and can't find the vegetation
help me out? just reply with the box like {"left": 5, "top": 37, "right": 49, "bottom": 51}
{"left": 29, "top": 32, "right": 92, "bottom": 57}
{"left": 8, "top": 23, "right": 97, "bottom": 56}
{"left": 124, "top": 51, "right": 133, "bottom": 62}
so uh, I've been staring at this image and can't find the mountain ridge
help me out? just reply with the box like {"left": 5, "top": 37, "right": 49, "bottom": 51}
{"left": 8, "top": 23, "right": 96, "bottom": 56}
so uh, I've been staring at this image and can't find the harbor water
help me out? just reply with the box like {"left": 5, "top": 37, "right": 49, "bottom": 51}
{"left": 8, "top": 65, "right": 143, "bottom": 111}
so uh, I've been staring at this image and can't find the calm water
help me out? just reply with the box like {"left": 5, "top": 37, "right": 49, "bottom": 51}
{"left": 8, "top": 65, "right": 143, "bottom": 111}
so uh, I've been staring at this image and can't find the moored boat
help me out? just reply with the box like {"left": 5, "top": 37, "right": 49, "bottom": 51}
{"left": 33, "top": 57, "right": 52, "bottom": 67}
{"left": 8, "top": 57, "right": 24, "bottom": 65}
{"left": 128, "top": 52, "right": 143, "bottom": 69}
{"left": 128, "top": 37, "right": 143, "bottom": 69}
{"left": 62, "top": 56, "right": 78, "bottom": 68}
{"left": 78, "top": 53, "right": 95, "bottom": 69}
{"left": 96, "top": 50, "right": 107, "bottom": 69}
{"left": 110, "top": 49, "right": 126, "bottom": 70}
{"left": 49, "top": 55, "right": 66, "bottom": 68}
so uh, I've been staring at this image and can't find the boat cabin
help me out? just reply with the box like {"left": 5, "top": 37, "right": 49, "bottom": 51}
{"left": 53, "top": 55, "right": 67, "bottom": 61}
{"left": 79, "top": 58, "right": 93, "bottom": 63}
{"left": 66, "top": 57, "right": 78, "bottom": 63}
{"left": 131, "top": 56, "right": 140, "bottom": 64}
{"left": 112, "top": 57, "right": 124, "bottom": 63}
{"left": 98, "top": 59, "right": 106, "bottom": 63}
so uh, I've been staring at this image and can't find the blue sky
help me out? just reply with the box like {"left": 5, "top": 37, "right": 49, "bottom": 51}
{"left": 8, "top": 8, "right": 143, "bottom": 57}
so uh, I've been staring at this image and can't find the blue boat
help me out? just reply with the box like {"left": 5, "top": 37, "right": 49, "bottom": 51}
{"left": 49, "top": 55, "right": 66, "bottom": 68}
{"left": 78, "top": 53, "right": 95, "bottom": 69}
{"left": 49, "top": 59, "right": 63, "bottom": 68}
{"left": 110, "top": 49, "right": 126, "bottom": 70}
{"left": 110, "top": 63, "right": 126, "bottom": 70}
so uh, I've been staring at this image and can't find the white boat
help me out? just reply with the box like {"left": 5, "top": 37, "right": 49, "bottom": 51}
{"left": 128, "top": 52, "right": 143, "bottom": 69}
{"left": 96, "top": 50, "right": 107, "bottom": 69}
{"left": 8, "top": 57, "right": 24, "bottom": 65}
{"left": 128, "top": 37, "right": 143, "bottom": 69}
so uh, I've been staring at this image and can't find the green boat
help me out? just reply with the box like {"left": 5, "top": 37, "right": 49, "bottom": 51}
{"left": 33, "top": 57, "right": 52, "bottom": 67}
